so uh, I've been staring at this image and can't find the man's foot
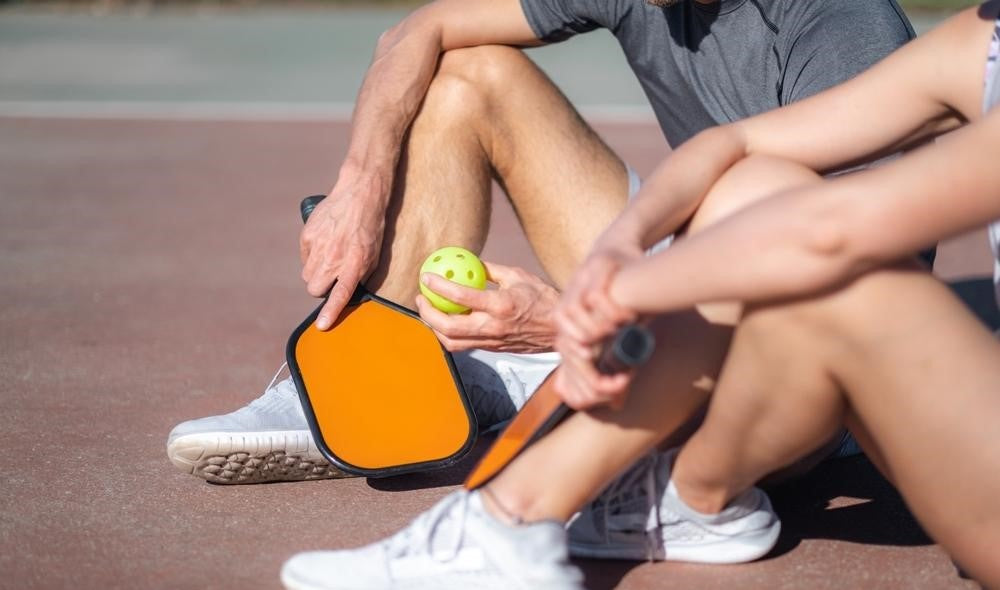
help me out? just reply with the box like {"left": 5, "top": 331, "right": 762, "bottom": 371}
{"left": 452, "top": 350, "right": 560, "bottom": 431}
{"left": 167, "top": 366, "right": 348, "bottom": 484}
{"left": 568, "top": 449, "right": 780, "bottom": 563}
{"left": 167, "top": 352, "right": 559, "bottom": 484}
{"left": 280, "top": 490, "right": 584, "bottom": 590}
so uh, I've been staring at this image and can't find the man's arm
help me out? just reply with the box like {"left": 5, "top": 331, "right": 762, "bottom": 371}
{"left": 301, "top": 0, "right": 539, "bottom": 330}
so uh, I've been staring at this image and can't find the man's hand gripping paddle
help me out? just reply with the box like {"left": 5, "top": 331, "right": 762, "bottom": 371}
{"left": 464, "top": 324, "right": 655, "bottom": 490}
{"left": 287, "top": 196, "right": 477, "bottom": 478}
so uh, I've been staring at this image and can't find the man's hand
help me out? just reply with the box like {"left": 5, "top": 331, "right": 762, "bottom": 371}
{"left": 300, "top": 182, "right": 389, "bottom": 330}
{"left": 415, "top": 261, "right": 559, "bottom": 353}
{"left": 297, "top": 0, "right": 538, "bottom": 330}
{"left": 552, "top": 245, "right": 641, "bottom": 410}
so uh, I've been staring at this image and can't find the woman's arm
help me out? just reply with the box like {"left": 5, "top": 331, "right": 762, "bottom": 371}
{"left": 612, "top": 6, "right": 988, "bottom": 252}
{"left": 554, "top": 5, "right": 996, "bottom": 408}
{"left": 611, "top": 105, "right": 1000, "bottom": 313}
{"left": 735, "top": 6, "right": 989, "bottom": 172}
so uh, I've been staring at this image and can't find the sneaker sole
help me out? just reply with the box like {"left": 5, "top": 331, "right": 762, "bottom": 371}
{"left": 167, "top": 430, "right": 354, "bottom": 484}
{"left": 569, "top": 519, "right": 781, "bottom": 564}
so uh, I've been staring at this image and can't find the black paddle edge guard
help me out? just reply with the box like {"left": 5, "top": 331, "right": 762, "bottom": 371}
{"left": 290, "top": 194, "right": 478, "bottom": 478}
{"left": 285, "top": 294, "right": 478, "bottom": 478}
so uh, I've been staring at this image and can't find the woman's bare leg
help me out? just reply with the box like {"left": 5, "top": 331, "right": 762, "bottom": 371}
{"left": 673, "top": 264, "right": 1000, "bottom": 587}
{"left": 484, "top": 309, "right": 733, "bottom": 522}
{"left": 481, "top": 155, "right": 824, "bottom": 522}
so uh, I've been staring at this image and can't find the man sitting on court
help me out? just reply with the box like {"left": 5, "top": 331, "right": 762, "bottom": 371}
{"left": 168, "top": 0, "right": 913, "bottom": 506}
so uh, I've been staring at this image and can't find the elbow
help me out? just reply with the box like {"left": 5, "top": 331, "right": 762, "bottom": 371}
{"left": 793, "top": 197, "right": 866, "bottom": 287}
{"left": 374, "top": 27, "right": 400, "bottom": 60}
{"left": 804, "top": 192, "right": 904, "bottom": 280}
{"left": 376, "top": 19, "right": 410, "bottom": 55}
{"left": 693, "top": 124, "right": 750, "bottom": 159}
{"left": 375, "top": 7, "right": 440, "bottom": 56}
{"left": 805, "top": 207, "right": 849, "bottom": 260}
{"left": 811, "top": 203, "right": 912, "bottom": 291}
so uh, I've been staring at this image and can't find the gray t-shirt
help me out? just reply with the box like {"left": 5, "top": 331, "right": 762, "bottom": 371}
{"left": 521, "top": 0, "right": 914, "bottom": 146}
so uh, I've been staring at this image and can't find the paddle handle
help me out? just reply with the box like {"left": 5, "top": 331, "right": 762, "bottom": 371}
{"left": 300, "top": 194, "right": 326, "bottom": 224}
{"left": 596, "top": 324, "right": 655, "bottom": 374}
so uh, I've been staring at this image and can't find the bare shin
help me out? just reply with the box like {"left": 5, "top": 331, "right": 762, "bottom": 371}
{"left": 674, "top": 265, "right": 1000, "bottom": 586}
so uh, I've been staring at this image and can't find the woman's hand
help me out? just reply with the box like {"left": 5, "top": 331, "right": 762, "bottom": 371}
{"left": 553, "top": 241, "right": 642, "bottom": 409}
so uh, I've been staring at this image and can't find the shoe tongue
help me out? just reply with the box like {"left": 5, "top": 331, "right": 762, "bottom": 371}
{"left": 470, "top": 492, "right": 570, "bottom": 561}
{"left": 273, "top": 377, "right": 299, "bottom": 399}
{"left": 426, "top": 497, "right": 468, "bottom": 556}
{"left": 601, "top": 486, "right": 652, "bottom": 532}
{"left": 244, "top": 376, "right": 305, "bottom": 420}
{"left": 599, "top": 455, "right": 657, "bottom": 529}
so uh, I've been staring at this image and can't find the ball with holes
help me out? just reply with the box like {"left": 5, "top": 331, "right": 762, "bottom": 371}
{"left": 419, "top": 246, "right": 488, "bottom": 314}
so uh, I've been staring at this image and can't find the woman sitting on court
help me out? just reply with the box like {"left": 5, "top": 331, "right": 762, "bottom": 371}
{"left": 279, "top": 3, "right": 1000, "bottom": 589}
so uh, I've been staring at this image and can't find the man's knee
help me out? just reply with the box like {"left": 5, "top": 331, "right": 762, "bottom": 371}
{"left": 437, "top": 45, "right": 533, "bottom": 95}
{"left": 420, "top": 45, "right": 532, "bottom": 123}
{"left": 688, "top": 155, "right": 822, "bottom": 233}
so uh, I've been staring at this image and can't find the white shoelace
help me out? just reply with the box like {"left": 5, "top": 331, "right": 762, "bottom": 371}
{"left": 494, "top": 361, "right": 528, "bottom": 409}
{"left": 385, "top": 492, "right": 471, "bottom": 563}
{"left": 262, "top": 362, "right": 289, "bottom": 394}
{"left": 245, "top": 363, "right": 294, "bottom": 412}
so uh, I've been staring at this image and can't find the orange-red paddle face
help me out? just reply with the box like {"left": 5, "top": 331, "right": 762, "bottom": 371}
{"left": 289, "top": 296, "right": 476, "bottom": 476}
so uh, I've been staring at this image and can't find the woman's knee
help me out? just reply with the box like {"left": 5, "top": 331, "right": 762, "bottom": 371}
{"left": 688, "top": 155, "right": 822, "bottom": 233}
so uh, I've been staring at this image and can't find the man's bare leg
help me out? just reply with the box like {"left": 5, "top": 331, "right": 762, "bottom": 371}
{"left": 671, "top": 265, "right": 1000, "bottom": 586}
{"left": 365, "top": 45, "right": 630, "bottom": 302}
{"left": 168, "top": 47, "right": 633, "bottom": 484}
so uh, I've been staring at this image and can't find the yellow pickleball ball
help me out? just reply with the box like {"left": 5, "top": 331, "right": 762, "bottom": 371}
{"left": 419, "top": 246, "right": 487, "bottom": 314}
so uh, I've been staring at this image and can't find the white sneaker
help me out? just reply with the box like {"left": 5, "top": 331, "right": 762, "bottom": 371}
{"left": 568, "top": 450, "right": 780, "bottom": 563}
{"left": 280, "top": 490, "right": 584, "bottom": 590}
{"left": 167, "top": 352, "right": 559, "bottom": 483}
{"left": 166, "top": 365, "right": 348, "bottom": 484}
{"left": 453, "top": 350, "right": 560, "bottom": 431}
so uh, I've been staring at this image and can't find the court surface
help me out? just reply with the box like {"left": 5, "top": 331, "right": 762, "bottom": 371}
{"left": 0, "top": 7, "right": 993, "bottom": 590}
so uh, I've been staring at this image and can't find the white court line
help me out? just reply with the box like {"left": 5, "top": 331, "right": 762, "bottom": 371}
{"left": 0, "top": 101, "right": 357, "bottom": 121}
{"left": 0, "top": 100, "right": 656, "bottom": 124}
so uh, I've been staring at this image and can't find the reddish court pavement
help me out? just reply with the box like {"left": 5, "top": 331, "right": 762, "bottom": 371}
{"left": 0, "top": 117, "right": 992, "bottom": 590}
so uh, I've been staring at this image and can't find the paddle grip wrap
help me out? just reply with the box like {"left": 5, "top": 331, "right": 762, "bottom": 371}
{"left": 300, "top": 194, "right": 326, "bottom": 224}
{"left": 596, "top": 325, "right": 655, "bottom": 374}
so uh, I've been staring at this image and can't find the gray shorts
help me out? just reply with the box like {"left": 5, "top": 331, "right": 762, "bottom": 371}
{"left": 625, "top": 165, "right": 674, "bottom": 254}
